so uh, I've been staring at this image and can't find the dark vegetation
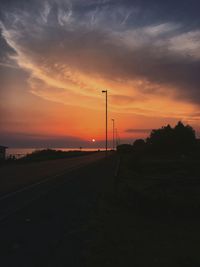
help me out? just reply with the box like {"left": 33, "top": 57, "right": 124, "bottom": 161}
{"left": 116, "top": 121, "right": 200, "bottom": 218}
{"left": 147, "top": 121, "right": 196, "bottom": 155}
{"left": 118, "top": 121, "right": 198, "bottom": 156}
{"left": 1, "top": 149, "right": 97, "bottom": 165}
{"left": 19, "top": 149, "right": 96, "bottom": 162}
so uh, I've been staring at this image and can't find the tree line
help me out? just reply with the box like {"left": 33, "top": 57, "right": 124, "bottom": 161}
{"left": 117, "top": 121, "right": 199, "bottom": 155}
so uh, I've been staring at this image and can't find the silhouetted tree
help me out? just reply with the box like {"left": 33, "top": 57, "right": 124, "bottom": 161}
{"left": 147, "top": 121, "right": 196, "bottom": 155}
{"left": 133, "top": 139, "right": 146, "bottom": 151}
{"left": 173, "top": 121, "right": 196, "bottom": 153}
{"left": 147, "top": 124, "right": 173, "bottom": 153}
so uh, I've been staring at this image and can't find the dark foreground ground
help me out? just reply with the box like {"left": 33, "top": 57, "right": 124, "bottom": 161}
{"left": 100, "top": 153, "right": 200, "bottom": 267}
{"left": 1, "top": 153, "right": 200, "bottom": 266}
{"left": 0, "top": 153, "right": 116, "bottom": 267}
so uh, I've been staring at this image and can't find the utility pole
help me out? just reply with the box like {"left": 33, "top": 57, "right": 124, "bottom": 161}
{"left": 112, "top": 119, "right": 115, "bottom": 150}
{"left": 102, "top": 90, "right": 108, "bottom": 155}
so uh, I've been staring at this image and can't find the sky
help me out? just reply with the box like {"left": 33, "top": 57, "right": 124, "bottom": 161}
{"left": 1, "top": 0, "right": 200, "bottom": 148}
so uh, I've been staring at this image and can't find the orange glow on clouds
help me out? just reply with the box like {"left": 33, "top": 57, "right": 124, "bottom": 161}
{"left": 1, "top": 3, "right": 200, "bottom": 147}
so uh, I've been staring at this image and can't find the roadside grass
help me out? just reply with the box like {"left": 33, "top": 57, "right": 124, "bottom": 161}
{"left": 116, "top": 153, "right": 200, "bottom": 218}
{"left": 86, "top": 191, "right": 200, "bottom": 267}
{"left": 85, "top": 153, "right": 200, "bottom": 266}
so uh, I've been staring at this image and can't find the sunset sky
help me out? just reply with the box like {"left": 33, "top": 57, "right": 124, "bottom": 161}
{"left": 1, "top": 0, "right": 200, "bottom": 148}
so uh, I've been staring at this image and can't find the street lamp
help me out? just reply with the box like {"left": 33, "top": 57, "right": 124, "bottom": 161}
{"left": 111, "top": 119, "right": 115, "bottom": 150}
{"left": 102, "top": 90, "right": 108, "bottom": 154}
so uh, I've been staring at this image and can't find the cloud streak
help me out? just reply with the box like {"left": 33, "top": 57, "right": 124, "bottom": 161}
{"left": 0, "top": 0, "right": 200, "bottom": 121}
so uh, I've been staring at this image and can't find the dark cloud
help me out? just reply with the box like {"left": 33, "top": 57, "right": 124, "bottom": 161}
{"left": 1, "top": 0, "right": 200, "bottom": 105}
{"left": 1, "top": 0, "right": 200, "bottom": 26}
{"left": 109, "top": 0, "right": 200, "bottom": 26}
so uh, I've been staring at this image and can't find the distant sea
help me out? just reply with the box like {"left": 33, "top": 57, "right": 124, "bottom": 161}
{"left": 7, "top": 148, "right": 105, "bottom": 159}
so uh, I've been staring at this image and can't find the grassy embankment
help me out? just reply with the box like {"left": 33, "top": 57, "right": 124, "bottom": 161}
{"left": 19, "top": 149, "right": 96, "bottom": 162}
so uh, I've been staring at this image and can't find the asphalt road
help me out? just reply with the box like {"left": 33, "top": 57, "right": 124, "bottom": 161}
{"left": 0, "top": 153, "right": 117, "bottom": 267}
{"left": 0, "top": 152, "right": 110, "bottom": 195}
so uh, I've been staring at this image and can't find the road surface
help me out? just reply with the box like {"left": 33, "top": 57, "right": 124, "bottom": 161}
{"left": 0, "top": 153, "right": 117, "bottom": 267}
{"left": 0, "top": 152, "right": 109, "bottom": 195}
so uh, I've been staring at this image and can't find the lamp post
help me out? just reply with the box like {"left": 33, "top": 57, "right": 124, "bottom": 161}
{"left": 111, "top": 119, "right": 115, "bottom": 150}
{"left": 102, "top": 90, "right": 108, "bottom": 154}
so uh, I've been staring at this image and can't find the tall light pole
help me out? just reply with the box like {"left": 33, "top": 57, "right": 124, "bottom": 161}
{"left": 102, "top": 90, "right": 108, "bottom": 154}
{"left": 111, "top": 119, "right": 115, "bottom": 150}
